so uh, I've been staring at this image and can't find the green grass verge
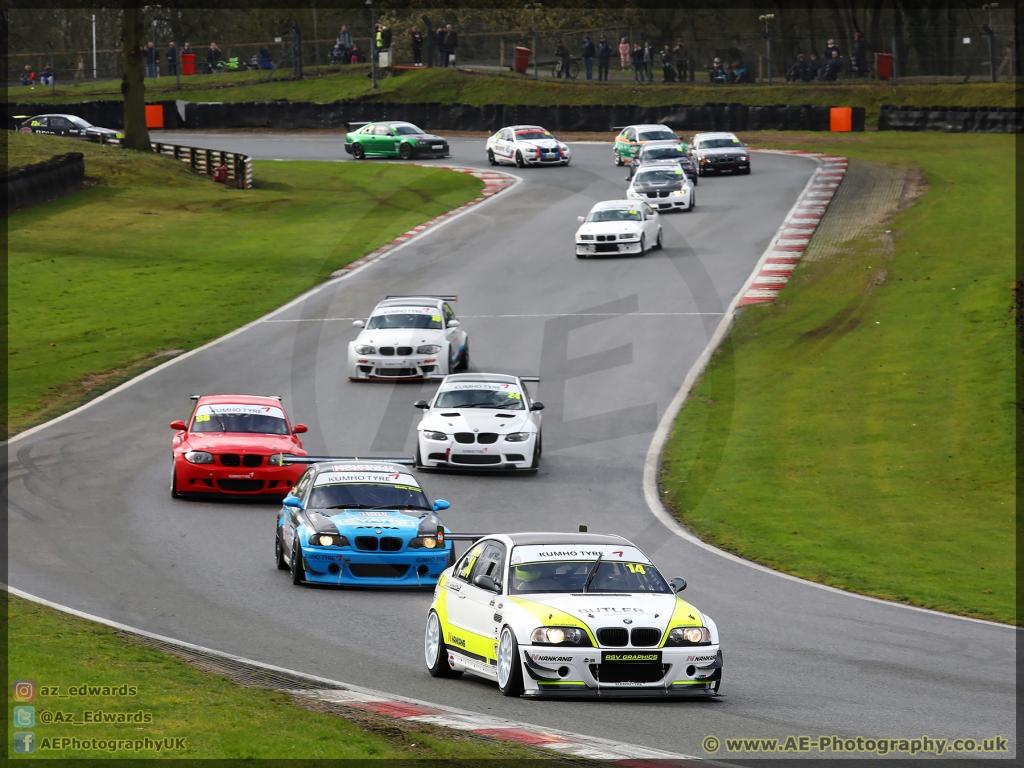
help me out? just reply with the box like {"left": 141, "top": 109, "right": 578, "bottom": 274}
{"left": 8, "top": 66, "right": 1019, "bottom": 128}
{"left": 5, "top": 594, "right": 561, "bottom": 759}
{"left": 660, "top": 132, "right": 1015, "bottom": 624}
{"left": 4, "top": 131, "right": 482, "bottom": 436}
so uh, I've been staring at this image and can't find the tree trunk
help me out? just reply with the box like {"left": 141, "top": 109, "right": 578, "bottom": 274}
{"left": 120, "top": 4, "right": 150, "bottom": 151}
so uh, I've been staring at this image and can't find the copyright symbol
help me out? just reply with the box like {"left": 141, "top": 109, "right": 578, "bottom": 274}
{"left": 703, "top": 735, "right": 720, "bottom": 753}
{"left": 40, "top": 710, "right": 54, "bottom": 724}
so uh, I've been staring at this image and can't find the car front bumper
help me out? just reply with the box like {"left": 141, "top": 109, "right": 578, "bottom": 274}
{"left": 699, "top": 159, "right": 750, "bottom": 173}
{"left": 175, "top": 458, "right": 302, "bottom": 495}
{"left": 519, "top": 645, "right": 722, "bottom": 698}
{"left": 351, "top": 354, "right": 442, "bottom": 380}
{"left": 525, "top": 152, "right": 569, "bottom": 165}
{"left": 419, "top": 434, "right": 536, "bottom": 470}
{"left": 299, "top": 545, "right": 452, "bottom": 587}
{"left": 411, "top": 144, "right": 449, "bottom": 158}
{"left": 638, "top": 195, "right": 690, "bottom": 211}
{"left": 576, "top": 239, "right": 643, "bottom": 256}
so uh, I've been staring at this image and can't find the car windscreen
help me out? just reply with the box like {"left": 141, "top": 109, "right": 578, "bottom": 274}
{"left": 509, "top": 560, "right": 671, "bottom": 594}
{"left": 394, "top": 124, "right": 426, "bottom": 135}
{"left": 516, "top": 130, "right": 553, "bottom": 140}
{"left": 638, "top": 129, "right": 677, "bottom": 141}
{"left": 191, "top": 404, "right": 289, "bottom": 435}
{"left": 367, "top": 308, "right": 442, "bottom": 329}
{"left": 636, "top": 169, "right": 685, "bottom": 184}
{"left": 66, "top": 115, "right": 94, "bottom": 129}
{"left": 309, "top": 470, "right": 429, "bottom": 510}
{"left": 643, "top": 146, "right": 684, "bottom": 160}
{"left": 587, "top": 208, "right": 642, "bottom": 222}
{"left": 435, "top": 383, "right": 525, "bottom": 410}
{"left": 701, "top": 138, "right": 742, "bottom": 149}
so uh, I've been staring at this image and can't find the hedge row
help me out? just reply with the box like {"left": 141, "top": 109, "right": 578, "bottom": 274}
{"left": 4, "top": 152, "right": 85, "bottom": 213}
{"left": 878, "top": 105, "right": 1022, "bottom": 132}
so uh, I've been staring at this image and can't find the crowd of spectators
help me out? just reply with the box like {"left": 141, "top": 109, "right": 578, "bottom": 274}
{"left": 786, "top": 33, "right": 870, "bottom": 81}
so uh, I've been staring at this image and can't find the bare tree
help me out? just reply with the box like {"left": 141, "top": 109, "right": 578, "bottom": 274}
{"left": 120, "top": 4, "right": 150, "bottom": 151}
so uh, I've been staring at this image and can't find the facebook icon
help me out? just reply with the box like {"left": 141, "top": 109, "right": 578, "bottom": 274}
{"left": 14, "top": 732, "right": 35, "bottom": 753}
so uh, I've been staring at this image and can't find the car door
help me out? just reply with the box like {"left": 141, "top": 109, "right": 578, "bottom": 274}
{"left": 442, "top": 303, "right": 463, "bottom": 367}
{"left": 643, "top": 203, "right": 658, "bottom": 239}
{"left": 624, "top": 128, "right": 638, "bottom": 159}
{"left": 281, "top": 469, "right": 314, "bottom": 555}
{"left": 49, "top": 116, "right": 71, "bottom": 136}
{"left": 28, "top": 116, "right": 50, "bottom": 134}
{"left": 445, "top": 543, "right": 487, "bottom": 653}
{"left": 461, "top": 541, "right": 507, "bottom": 667}
{"left": 380, "top": 124, "right": 400, "bottom": 156}
{"left": 500, "top": 129, "right": 513, "bottom": 160}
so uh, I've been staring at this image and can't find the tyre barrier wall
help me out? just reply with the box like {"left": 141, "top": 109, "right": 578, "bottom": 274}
{"left": 4, "top": 152, "right": 84, "bottom": 213}
{"left": 878, "top": 105, "right": 1023, "bottom": 132}
{"left": 7, "top": 101, "right": 180, "bottom": 131}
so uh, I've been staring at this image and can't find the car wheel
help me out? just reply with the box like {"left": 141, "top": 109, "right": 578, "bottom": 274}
{"left": 613, "top": 150, "right": 623, "bottom": 166}
{"left": 275, "top": 531, "right": 288, "bottom": 570}
{"left": 639, "top": 234, "right": 646, "bottom": 255}
{"left": 655, "top": 228, "right": 663, "bottom": 249}
{"left": 399, "top": 143, "right": 414, "bottom": 160}
{"left": 290, "top": 538, "right": 305, "bottom": 585}
{"left": 425, "top": 610, "right": 462, "bottom": 678}
{"left": 561, "top": 158, "right": 570, "bottom": 166}
{"left": 690, "top": 192, "right": 696, "bottom": 210}
{"left": 415, "top": 445, "right": 424, "bottom": 469}
{"left": 529, "top": 433, "right": 542, "bottom": 470}
{"left": 487, "top": 149, "right": 497, "bottom": 166}
{"left": 170, "top": 461, "right": 181, "bottom": 499}
{"left": 456, "top": 340, "right": 470, "bottom": 371}
{"left": 496, "top": 626, "right": 525, "bottom": 696}
{"left": 515, "top": 151, "right": 525, "bottom": 168}
{"left": 352, "top": 143, "right": 365, "bottom": 160}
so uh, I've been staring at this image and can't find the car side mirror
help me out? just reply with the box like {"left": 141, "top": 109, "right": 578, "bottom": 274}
{"left": 577, "top": 216, "right": 585, "bottom": 223}
{"left": 433, "top": 499, "right": 450, "bottom": 511}
{"left": 530, "top": 402, "right": 545, "bottom": 411}
{"left": 671, "top": 577, "right": 687, "bottom": 593}
{"left": 447, "top": 319, "right": 460, "bottom": 328}
{"left": 352, "top": 320, "right": 365, "bottom": 328}
{"left": 170, "top": 420, "right": 186, "bottom": 430}
{"left": 283, "top": 496, "right": 302, "bottom": 508}
{"left": 414, "top": 399, "right": 430, "bottom": 409}
{"left": 473, "top": 574, "right": 500, "bottom": 593}
{"left": 293, "top": 424, "right": 308, "bottom": 434}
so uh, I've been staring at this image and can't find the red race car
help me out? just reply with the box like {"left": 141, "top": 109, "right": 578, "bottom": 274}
{"left": 170, "top": 394, "right": 309, "bottom": 498}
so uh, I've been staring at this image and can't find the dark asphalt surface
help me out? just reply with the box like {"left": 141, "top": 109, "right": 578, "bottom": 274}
{"left": 8, "top": 136, "right": 1016, "bottom": 759}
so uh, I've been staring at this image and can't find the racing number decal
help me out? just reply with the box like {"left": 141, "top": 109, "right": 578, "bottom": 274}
{"left": 625, "top": 563, "right": 647, "bottom": 574}
{"left": 195, "top": 414, "right": 211, "bottom": 422}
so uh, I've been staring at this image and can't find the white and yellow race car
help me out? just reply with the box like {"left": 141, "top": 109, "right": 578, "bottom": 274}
{"left": 423, "top": 531, "right": 722, "bottom": 698}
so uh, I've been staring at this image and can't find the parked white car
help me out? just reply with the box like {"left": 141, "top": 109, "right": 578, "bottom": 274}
{"left": 347, "top": 296, "right": 468, "bottom": 380}
{"left": 486, "top": 125, "right": 570, "bottom": 167}
{"left": 626, "top": 164, "right": 695, "bottom": 212}
{"left": 574, "top": 201, "right": 662, "bottom": 258}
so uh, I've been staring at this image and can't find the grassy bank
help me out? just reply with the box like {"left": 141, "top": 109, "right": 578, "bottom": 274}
{"left": 5, "top": 131, "right": 482, "bottom": 436}
{"left": 8, "top": 66, "right": 1018, "bottom": 128}
{"left": 6, "top": 595, "right": 560, "bottom": 759}
{"left": 661, "top": 132, "right": 1015, "bottom": 624}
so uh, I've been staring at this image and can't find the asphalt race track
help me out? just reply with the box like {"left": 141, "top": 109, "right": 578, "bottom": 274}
{"left": 7, "top": 137, "right": 1016, "bottom": 759}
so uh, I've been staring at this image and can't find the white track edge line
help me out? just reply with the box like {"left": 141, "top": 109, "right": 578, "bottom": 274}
{"left": 4, "top": 168, "right": 522, "bottom": 448}
{"left": 642, "top": 151, "right": 1018, "bottom": 632}
{"left": 3, "top": 584, "right": 700, "bottom": 762}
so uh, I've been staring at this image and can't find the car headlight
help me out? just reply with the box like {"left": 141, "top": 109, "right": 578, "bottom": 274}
{"left": 621, "top": 233, "right": 639, "bottom": 240}
{"left": 578, "top": 234, "right": 594, "bottom": 240}
{"left": 355, "top": 345, "right": 376, "bottom": 355}
{"left": 529, "top": 627, "right": 592, "bottom": 646}
{"left": 424, "top": 431, "right": 447, "bottom": 441}
{"left": 268, "top": 453, "right": 294, "bottom": 466}
{"left": 309, "top": 533, "right": 350, "bottom": 547}
{"left": 700, "top": 157, "right": 708, "bottom": 163}
{"left": 417, "top": 344, "right": 442, "bottom": 354}
{"left": 409, "top": 536, "right": 439, "bottom": 549}
{"left": 416, "top": 140, "right": 429, "bottom": 146}
{"left": 184, "top": 450, "right": 214, "bottom": 464}
{"left": 626, "top": 189, "right": 641, "bottom": 198}
{"left": 665, "top": 626, "right": 712, "bottom": 646}
{"left": 671, "top": 188, "right": 687, "bottom": 197}
{"left": 504, "top": 432, "right": 530, "bottom": 442}
{"left": 740, "top": 155, "right": 748, "bottom": 161}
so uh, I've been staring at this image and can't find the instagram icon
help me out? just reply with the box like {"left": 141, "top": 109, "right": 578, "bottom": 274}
{"left": 13, "top": 680, "right": 35, "bottom": 702}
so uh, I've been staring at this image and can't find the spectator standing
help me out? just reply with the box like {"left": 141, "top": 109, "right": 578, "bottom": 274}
{"left": 411, "top": 27, "right": 424, "bottom": 66}
{"left": 338, "top": 25, "right": 353, "bottom": 58}
{"left": 374, "top": 24, "right": 383, "bottom": 62}
{"left": 40, "top": 63, "right": 55, "bottom": 85}
{"left": 382, "top": 25, "right": 393, "bottom": 52}
{"left": 619, "top": 38, "right": 631, "bottom": 70}
{"left": 673, "top": 41, "right": 689, "bottom": 81}
{"left": 73, "top": 53, "right": 86, "bottom": 86}
{"left": 631, "top": 43, "right": 646, "bottom": 82}
{"left": 660, "top": 48, "right": 675, "bottom": 82}
{"left": 555, "top": 39, "right": 569, "bottom": 77}
{"left": 435, "top": 27, "right": 446, "bottom": 66}
{"left": 206, "top": 42, "right": 221, "bottom": 73}
{"left": 851, "top": 32, "right": 867, "bottom": 77}
{"left": 581, "top": 35, "right": 596, "bottom": 80}
{"left": 145, "top": 41, "right": 159, "bottom": 78}
{"left": 444, "top": 24, "right": 458, "bottom": 66}
{"left": 597, "top": 35, "right": 612, "bottom": 81}
{"left": 643, "top": 40, "right": 654, "bottom": 83}
{"left": 351, "top": 43, "right": 363, "bottom": 63}
{"left": 786, "top": 54, "right": 810, "bottom": 82}
{"left": 166, "top": 42, "right": 178, "bottom": 76}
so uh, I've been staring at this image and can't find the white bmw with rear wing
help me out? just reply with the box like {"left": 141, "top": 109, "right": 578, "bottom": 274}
{"left": 415, "top": 374, "right": 544, "bottom": 471}
{"left": 424, "top": 532, "right": 722, "bottom": 698}
{"left": 348, "top": 296, "right": 469, "bottom": 380}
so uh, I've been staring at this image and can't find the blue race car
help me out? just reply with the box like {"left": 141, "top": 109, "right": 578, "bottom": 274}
{"left": 275, "top": 459, "right": 455, "bottom": 588}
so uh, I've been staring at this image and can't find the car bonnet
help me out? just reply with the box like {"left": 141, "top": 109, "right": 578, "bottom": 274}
{"left": 422, "top": 407, "right": 530, "bottom": 435}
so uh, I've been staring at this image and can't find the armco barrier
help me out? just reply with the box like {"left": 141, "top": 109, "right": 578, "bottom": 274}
{"left": 5, "top": 152, "right": 84, "bottom": 213}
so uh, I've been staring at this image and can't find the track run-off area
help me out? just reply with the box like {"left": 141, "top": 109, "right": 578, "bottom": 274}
{"left": 6, "top": 136, "right": 1016, "bottom": 759}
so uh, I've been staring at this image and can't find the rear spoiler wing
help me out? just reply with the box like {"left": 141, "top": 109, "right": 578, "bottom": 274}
{"left": 385, "top": 295, "right": 458, "bottom": 302}
{"left": 345, "top": 121, "right": 370, "bottom": 131}
{"left": 437, "top": 526, "right": 489, "bottom": 545}
{"left": 190, "top": 394, "right": 282, "bottom": 400}
{"left": 280, "top": 455, "right": 415, "bottom": 466}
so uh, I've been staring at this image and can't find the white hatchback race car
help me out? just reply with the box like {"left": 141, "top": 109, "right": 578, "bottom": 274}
{"left": 575, "top": 200, "right": 663, "bottom": 258}
{"left": 415, "top": 374, "right": 543, "bottom": 471}
{"left": 486, "top": 125, "right": 570, "bottom": 167}
{"left": 348, "top": 296, "right": 469, "bottom": 380}
{"left": 627, "top": 164, "right": 695, "bottom": 212}
{"left": 424, "top": 531, "right": 723, "bottom": 698}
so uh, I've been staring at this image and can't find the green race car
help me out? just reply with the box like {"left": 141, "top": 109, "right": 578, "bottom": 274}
{"left": 344, "top": 121, "right": 450, "bottom": 160}
{"left": 613, "top": 123, "right": 684, "bottom": 166}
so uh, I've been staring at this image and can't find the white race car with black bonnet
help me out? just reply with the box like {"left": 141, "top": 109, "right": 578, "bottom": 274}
{"left": 415, "top": 374, "right": 543, "bottom": 471}
{"left": 486, "top": 125, "right": 570, "bottom": 167}
{"left": 348, "top": 296, "right": 469, "bottom": 380}
{"left": 575, "top": 200, "right": 663, "bottom": 258}
{"left": 424, "top": 531, "right": 723, "bottom": 698}
{"left": 626, "top": 164, "right": 695, "bottom": 212}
